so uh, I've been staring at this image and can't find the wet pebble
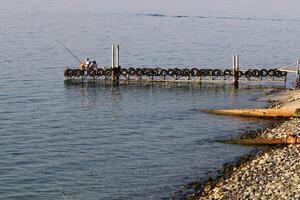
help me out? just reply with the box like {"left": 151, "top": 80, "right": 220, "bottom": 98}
{"left": 202, "top": 116, "right": 300, "bottom": 200}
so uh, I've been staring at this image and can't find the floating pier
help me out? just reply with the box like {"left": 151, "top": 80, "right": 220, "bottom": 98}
{"left": 63, "top": 45, "right": 300, "bottom": 88}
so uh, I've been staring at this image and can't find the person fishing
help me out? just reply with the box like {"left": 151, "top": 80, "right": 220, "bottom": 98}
{"left": 80, "top": 58, "right": 97, "bottom": 71}
{"left": 81, "top": 58, "right": 90, "bottom": 70}
{"left": 85, "top": 58, "right": 91, "bottom": 68}
{"left": 53, "top": 35, "right": 96, "bottom": 72}
{"left": 89, "top": 60, "right": 98, "bottom": 70}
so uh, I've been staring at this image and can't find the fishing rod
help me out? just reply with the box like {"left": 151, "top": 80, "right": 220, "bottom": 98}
{"left": 52, "top": 35, "right": 82, "bottom": 64}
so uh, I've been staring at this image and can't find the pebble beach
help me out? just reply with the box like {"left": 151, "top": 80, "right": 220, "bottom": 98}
{"left": 195, "top": 89, "right": 300, "bottom": 200}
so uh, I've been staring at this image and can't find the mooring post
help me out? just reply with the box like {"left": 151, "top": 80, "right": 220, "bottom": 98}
{"left": 232, "top": 55, "right": 239, "bottom": 88}
{"left": 235, "top": 55, "right": 240, "bottom": 88}
{"left": 116, "top": 45, "right": 120, "bottom": 81}
{"left": 236, "top": 54, "right": 240, "bottom": 78}
{"left": 111, "top": 45, "right": 120, "bottom": 84}
{"left": 112, "top": 45, "right": 115, "bottom": 81}
{"left": 232, "top": 55, "right": 235, "bottom": 84}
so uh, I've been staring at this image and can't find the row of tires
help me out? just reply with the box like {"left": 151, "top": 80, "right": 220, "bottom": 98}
{"left": 64, "top": 68, "right": 112, "bottom": 77}
{"left": 236, "top": 69, "right": 287, "bottom": 78}
{"left": 64, "top": 68, "right": 287, "bottom": 78}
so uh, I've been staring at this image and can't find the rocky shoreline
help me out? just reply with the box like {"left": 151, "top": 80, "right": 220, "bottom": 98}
{"left": 186, "top": 89, "right": 300, "bottom": 200}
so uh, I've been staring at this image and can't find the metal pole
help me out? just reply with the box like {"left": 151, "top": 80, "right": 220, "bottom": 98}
{"left": 116, "top": 45, "right": 119, "bottom": 68}
{"left": 232, "top": 54, "right": 235, "bottom": 83}
{"left": 112, "top": 45, "right": 116, "bottom": 81}
{"left": 232, "top": 55, "right": 237, "bottom": 88}
{"left": 112, "top": 45, "right": 115, "bottom": 66}
{"left": 116, "top": 45, "right": 120, "bottom": 81}
{"left": 232, "top": 54, "right": 239, "bottom": 88}
{"left": 236, "top": 55, "right": 240, "bottom": 74}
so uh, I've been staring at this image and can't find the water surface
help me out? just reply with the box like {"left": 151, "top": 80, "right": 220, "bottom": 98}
{"left": 1, "top": 0, "right": 300, "bottom": 199}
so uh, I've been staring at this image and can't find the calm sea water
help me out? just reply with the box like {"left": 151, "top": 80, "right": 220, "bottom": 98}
{"left": 1, "top": 0, "right": 300, "bottom": 199}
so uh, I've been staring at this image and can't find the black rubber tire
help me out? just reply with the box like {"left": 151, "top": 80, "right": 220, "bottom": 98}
{"left": 238, "top": 71, "right": 243, "bottom": 78}
{"left": 260, "top": 69, "right": 268, "bottom": 77}
{"left": 136, "top": 68, "right": 143, "bottom": 76}
{"left": 142, "top": 68, "right": 150, "bottom": 76}
{"left": 206, "top": 69, "right": 213, "bottom": 76}
{"left": 190, "top": 68, "right": 198, "bottom": 76}
{"left": 167, "top": 68, "right": 174, "bottom": 76}
{"left": 275, "top": 70, "right": 282, "bottom": 77}
{"left": 97, "top": 68, "right": 104, "bottom": 76}
{"left": 160, "top": 69, "right": 168, "bottom": 76}
{"left": 197, "top": 69, "right": 205, "bottom": 76}
{"left": 155, "top": 68, "right": 162, "bottom": 73}
{"left": 74, "top": 69, "right": 81, "bottom": 77}
{"left": 282, "top": 71, "right": 287, "bottom": 76}
{"left": 89, "top": 69, "right": 97, "bottom": 77}
{"left": 121, "top": 68, "right": 128, "bottom": 76}
{"left": 151, "top": 68, "right": 159, "bottom": 76}
{"left": 128, "top": 68, "right": 136, "bottom": 76}
{"left": 64, "top": 69, "right": 70, "bottom": 77}
{"left": 182, "top": 68, "right": 190, "bottom": 76}
{"left": 67, "top": 69, "right": 74, "bottom": 77}
{"left": 104, "top": 69, "right": 112, "bottom": 76}
{"left": 268, "top": 69, "right": 276, "bottom": 76}
{"left": 173, "top": 68, "right": 181, "bottom": 76}
{"left": 252, "top": 69, "right": 261, "bottom": 78}
{"left": 245, "top": 70, "right": 253, "bottom": 78}
{"left": 212, "top": 69, "right": 222, "bottom": 76}
{"left": 223, "top": 69, "right": 232, "bottom": 76}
